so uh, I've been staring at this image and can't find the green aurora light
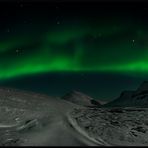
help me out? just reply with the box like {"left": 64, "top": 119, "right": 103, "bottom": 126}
{"left": 0, "top": 10, "right": 148, "bottom": 80}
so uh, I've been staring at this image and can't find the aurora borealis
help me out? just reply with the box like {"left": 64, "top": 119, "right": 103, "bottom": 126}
{"left": 1, "top": 0, "right": 148, "bottom": 101}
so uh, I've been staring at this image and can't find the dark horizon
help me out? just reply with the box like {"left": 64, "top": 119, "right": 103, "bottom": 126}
{"left": 0, "top": 72, "right": 146, "bottom": 102}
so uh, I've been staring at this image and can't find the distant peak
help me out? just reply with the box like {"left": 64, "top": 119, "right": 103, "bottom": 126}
{"left": 62, "top": 90, "right": 102, "bottom": 106}
{"left": 137, "top": 81, "right": 148, "bottom": 91}
{"left": 65, "top": 90, "right": 93, "bottom": 100}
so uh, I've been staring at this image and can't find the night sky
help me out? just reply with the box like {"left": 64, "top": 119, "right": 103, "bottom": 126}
{"left": 0, "top": 0, "right": 148, "bottom": 101}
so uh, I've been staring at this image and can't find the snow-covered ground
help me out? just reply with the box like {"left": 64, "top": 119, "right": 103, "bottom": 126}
{"left": 0, "top": 88, "right": 95, "bottom": 146}
{"left": 69, "top": 107, "right": 148, "bottom": 146}
{"left": 0, "top": 88, "right": 148, "bottom": 146}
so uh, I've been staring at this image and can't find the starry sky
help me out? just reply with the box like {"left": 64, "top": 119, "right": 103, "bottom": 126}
{"left": 0, "top": 0, "right": 148, "bottom": 101}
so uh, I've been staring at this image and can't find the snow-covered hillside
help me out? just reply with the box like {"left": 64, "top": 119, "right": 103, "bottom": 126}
{"left": 0, "top": 88, "right": 88, "bottom": 146}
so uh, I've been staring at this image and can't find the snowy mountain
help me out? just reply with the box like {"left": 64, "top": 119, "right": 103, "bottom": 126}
{"left": 105, "top": 81, "right": 148, "bottom": 107}
{"left": 61, "top": 90, "right": 101, "bottom": 107}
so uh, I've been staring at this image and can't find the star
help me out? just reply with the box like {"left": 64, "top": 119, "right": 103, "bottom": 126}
{"left": 6, "top": 29, "right": 10, "bottom": 33}
{"left": 15, "top": 48, "right": 23, "bottom": 55}
{"left": 20, "top": 4, "right": 24, "bottom": 8}
{"left": 57, "top": 21, "right": 60, "bottom": 25}
{"left": 16, "top": 49, "right": 19, "bottom": 53}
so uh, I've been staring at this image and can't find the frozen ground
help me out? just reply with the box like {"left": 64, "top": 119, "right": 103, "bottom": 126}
{"left": 68, "top": 107, "right": 148, "bottom": 146}
{"left": 0, "top": 88, "right": 148, "bottom": 146}
{"left": 0, "top": 88, "right": 97, "bottom": 146}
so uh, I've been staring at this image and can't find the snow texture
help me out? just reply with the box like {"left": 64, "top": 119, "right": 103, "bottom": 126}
{"left": 0, "top": 87, "right": 148, "bottom": 146}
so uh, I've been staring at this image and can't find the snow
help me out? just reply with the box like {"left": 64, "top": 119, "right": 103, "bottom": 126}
{"left": 0, "top": 87, "right": 148, "bottom": 146}
{"left": 0, "top": 88, "right": 89, "bottom": 146}
{"left": 69, "top": 107, "right": 148, "bottom": 146}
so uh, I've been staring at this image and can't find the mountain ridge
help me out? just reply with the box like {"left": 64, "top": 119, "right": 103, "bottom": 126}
{"left": 104, "top": 81, "right": 148, "bottom": 107}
